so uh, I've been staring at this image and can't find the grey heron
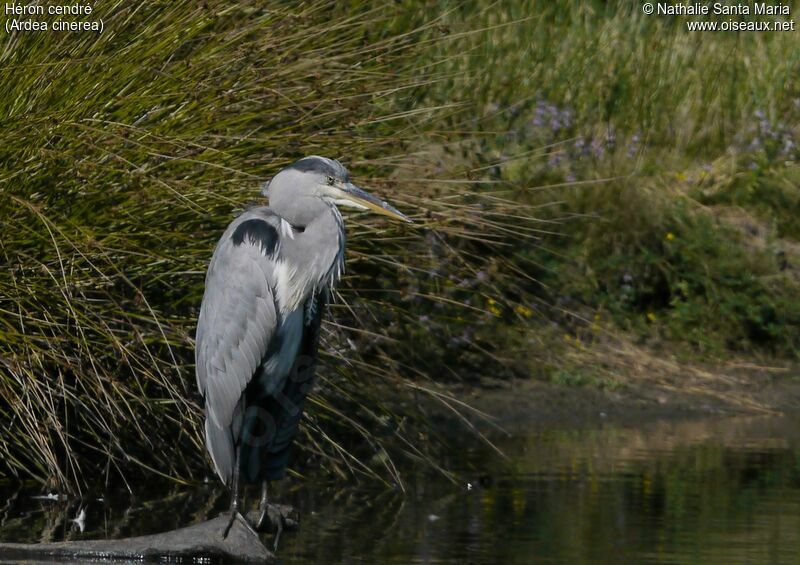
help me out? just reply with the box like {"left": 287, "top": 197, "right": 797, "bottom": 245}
{"left": 195, "top": 156, "right": 410, "bottom": 541}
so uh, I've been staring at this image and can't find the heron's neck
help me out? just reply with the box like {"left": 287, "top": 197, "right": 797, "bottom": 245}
{"left": 274, "top": 200, "right": 345, "bottom": 313}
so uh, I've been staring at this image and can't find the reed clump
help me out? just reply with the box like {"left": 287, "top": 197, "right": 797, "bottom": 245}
{"left": 0, "top": 1, "right": 547, "bottom": 490}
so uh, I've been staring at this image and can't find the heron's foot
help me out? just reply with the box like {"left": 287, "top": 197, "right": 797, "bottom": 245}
{"left": 245, "top": 503, "right": 296, "bottom": 552}
{"left": 245, "top": 503, "right": 297, "bottom": 532}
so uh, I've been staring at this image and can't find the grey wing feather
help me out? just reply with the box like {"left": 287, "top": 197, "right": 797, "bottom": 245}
{"left": 195, "top": 209, "right": 283, "bottom": 483}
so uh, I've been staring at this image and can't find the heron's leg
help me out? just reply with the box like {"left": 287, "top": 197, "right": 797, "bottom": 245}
{"left": 255, "top": 480, "right": 269, "bottom": 530}
{"left": 272, "top": 517, "right": 283, "bottom": 553}
{"left": 222, "top": 444, "right": 242, "bottom": 539}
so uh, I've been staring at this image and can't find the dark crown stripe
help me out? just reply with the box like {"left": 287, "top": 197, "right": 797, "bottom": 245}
{"left": 287, "top": 156, "right": 347, "bottom": 180}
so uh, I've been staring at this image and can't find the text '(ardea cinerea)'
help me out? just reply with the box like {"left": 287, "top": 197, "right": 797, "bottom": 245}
{"left": 194, "top": 156, "right": 411, "bottom": 543}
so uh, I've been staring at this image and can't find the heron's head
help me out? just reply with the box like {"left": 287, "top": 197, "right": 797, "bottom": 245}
{"left": 262, "top": 156, "right": 411, "bottom": 224}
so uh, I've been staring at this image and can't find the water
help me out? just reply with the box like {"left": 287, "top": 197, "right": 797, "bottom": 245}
{"left": 1, "top": 415, "right": 799, "bottom": 563}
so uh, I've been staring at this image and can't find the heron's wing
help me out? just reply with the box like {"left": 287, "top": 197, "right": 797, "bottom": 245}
{"left": 195, "top": 210, "right": 284, "bottom": 481}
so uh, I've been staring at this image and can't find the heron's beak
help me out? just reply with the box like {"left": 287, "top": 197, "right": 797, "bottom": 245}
{"left": 340, "top": 182, "right": 412, "bottom": 223}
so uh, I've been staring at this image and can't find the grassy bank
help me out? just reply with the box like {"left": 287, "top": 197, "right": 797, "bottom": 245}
{"left": 402, "top": 0, "right": 800, "bottom": 361}
{"left": 0, "top": 0, "right": 798, "bottom": 491}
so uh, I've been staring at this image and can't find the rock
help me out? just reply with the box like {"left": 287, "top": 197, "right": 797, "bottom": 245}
{"left": 0, "top": 513, "right": 273, "bottom": 563}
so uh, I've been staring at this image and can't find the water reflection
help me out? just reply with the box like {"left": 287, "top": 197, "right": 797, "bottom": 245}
{"left": 1, "top": 416, "right": 799, "bottom": 563}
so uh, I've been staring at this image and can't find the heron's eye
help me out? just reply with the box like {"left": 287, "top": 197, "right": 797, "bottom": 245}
{"left": 326, "top": 176, "right": 335, "bottom": 186}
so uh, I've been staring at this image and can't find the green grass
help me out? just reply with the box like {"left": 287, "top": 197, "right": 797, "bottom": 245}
{"left": 1, "top": 0, "right": 799, "bottom": 490}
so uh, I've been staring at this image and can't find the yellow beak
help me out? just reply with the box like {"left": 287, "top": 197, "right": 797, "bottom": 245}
{"left": 340, "top": 183, "right": 412, "bottom": 223}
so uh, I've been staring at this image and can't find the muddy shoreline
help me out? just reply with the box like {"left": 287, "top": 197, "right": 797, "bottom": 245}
{"left": 448, "top": 368, "right": 800, "bottom": 436}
